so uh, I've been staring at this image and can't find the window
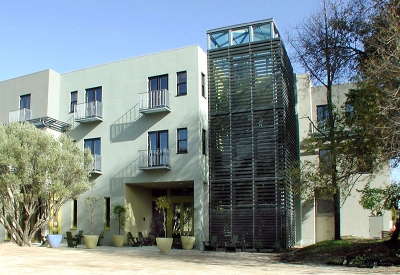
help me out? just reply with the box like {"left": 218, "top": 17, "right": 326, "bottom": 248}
{"left": 70, "top": 91, "right": 77, "bottom": 113}
{"left": 177, "top": 128, "right": 188, "bottom": 153}
{"left": 202, "top": 129, "right": 207, "bottom": 155}
{"left": 20, "top": 94, "right": 31, "bottom": 109}
{"left": 148, "top": 130, "right": 169, "bottom": 166}
{"left": 177, "top": 71, "right": 187, "bottom": 95}
{"left": 149, "top": 75, "right": 168, "bottom": 91}
{"left": 86, "top": 87, "right": 102, "bottom": 103}
{"left": 84, "top": 138, "right": 101, "bottom": 155}
{"left": 317, "top": 104, "right": 329, "bottom": 131}
{"left": 201, "top": 73, "right": 206, "bottom": 98}
{"left": 319, "top": 149, "right": 331, "bottom": 173}
{"left": 72, "top": 199, "right": 78, "bottom": 228}
{"left": 104, "top": 197, "right": 110, "bottom": 229}
{"left": 345, "top": 102, "right": 354, "bottom": 119}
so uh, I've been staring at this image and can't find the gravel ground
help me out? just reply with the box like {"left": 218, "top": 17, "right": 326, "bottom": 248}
{"left": 1, "top": 242, "right": 400, "bottom": 274}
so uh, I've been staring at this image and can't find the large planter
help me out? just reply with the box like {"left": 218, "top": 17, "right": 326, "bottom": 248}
{"left": 156, "top": 237, "right": 173, "bottom": 253}
{"left": 112, "top": 235, "right": 125, "bottom": 247}
{"left": 84, "top": 235, "right": 99, "bottom": 249}
{"left": 47, "top": 234, "right": 62, "bottom": 248}
{"left": 181, "top": 236, "right": 196, "bottom": 250}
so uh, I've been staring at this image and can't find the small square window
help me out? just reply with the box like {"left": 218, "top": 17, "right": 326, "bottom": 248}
{"left": 177, "top": 71, "right": 187, "bottom": 95}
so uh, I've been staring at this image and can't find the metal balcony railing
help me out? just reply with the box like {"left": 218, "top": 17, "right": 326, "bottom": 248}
{"left": 309, "top": 120, "right": 328, "bottom": 134}
{"left": 9, "top": 108, "right": 31, "bottom": 122}
{"left": 138, "top": 149, "right": 171, "bottom": 170}
{"left": 139, "top": 89, "right": 171, "bottom": 114}
{"left": 91, "top": 154, "right": 102, "bottom": 173}
{"left": 74, "top": 101, "right": 103, "bottom": 122}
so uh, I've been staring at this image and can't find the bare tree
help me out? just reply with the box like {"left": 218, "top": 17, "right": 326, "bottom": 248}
{"left": 288, "top": 0, "right": 370, "bottom": 240}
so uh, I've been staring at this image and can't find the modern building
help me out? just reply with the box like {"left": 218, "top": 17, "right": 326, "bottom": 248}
{"left": 207, "top": 19, "right": 299, "bottom": 248}
{"left": 0, "top": 46, "right": 209, "bottom": 247}
{"left": 296, "top": 74, "right": 392, "bottom": 246}
{"left": 0, "top": 19, "right": 392, "bottom": 249}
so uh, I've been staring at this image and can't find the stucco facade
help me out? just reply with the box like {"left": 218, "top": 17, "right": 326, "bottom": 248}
{"left": 0, "top": 45, "right": 209, "bottom": 247}
{"left": 296, "top": 74, "right": 392, "bottom": 246}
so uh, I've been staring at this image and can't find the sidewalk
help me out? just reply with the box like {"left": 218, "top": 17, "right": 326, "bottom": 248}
{"left": 0, "top": 242, "right": 399, "bottom": 274}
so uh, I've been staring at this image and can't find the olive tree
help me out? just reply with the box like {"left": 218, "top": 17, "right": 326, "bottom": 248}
{"left": 0, "top": 122, "right": 94, "bottom": 246}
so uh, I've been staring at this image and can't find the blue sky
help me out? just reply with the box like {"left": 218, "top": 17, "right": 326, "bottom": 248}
{"left": 0, "top": 0, "right": 323, "bottom": 81}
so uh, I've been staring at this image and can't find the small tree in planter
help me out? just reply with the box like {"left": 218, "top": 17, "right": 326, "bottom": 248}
{"left": 155, "top": 196, "right": 172, "bottom": 253}
{"left": 83, "top": 197, "right": 100, "bottom": 249}
{"left": 111, "top": 203, "right": 127, "bottom": 247}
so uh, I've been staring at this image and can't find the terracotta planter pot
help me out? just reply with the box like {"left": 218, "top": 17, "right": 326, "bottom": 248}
{"left": 84, "top": 235, "right": 99, "bottom": 249}
{"left": 112, "top": 235, "right": 125, "bottom": 247}
{"left": 156, "top": 237, "right": 173, "bottom": 253}
{"left": 181, "top": 236, "right": 196, "bottom": 250}
{"left": 47, "top": 234, "right": 62, "bottom": 248}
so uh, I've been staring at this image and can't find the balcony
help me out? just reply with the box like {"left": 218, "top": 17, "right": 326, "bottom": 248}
{"left": 139, "top": 89, "right": 171, "bottom": 114}
{"left": 308, "top": 120, "right": 327, "bottom": 135}
{"left": 91, "top": 154, "right": 102, "bottom": 174}
{"left": 74, "top": 101, "right": 103, "bottom": 123}
{"left": 139, "top": 149, "right": 171, "bottom": 170}
{"left": 9, "top": 108, "right": 31, "bottom": 122}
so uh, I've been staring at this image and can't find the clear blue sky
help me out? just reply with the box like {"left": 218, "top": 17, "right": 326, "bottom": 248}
{"left": 0, "top": 0, "right": 322, "bottom": 81}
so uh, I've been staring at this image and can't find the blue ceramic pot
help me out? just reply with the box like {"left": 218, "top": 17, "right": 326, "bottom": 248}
{"left": 47, "top": 234, "right": 62, "bottom": 248}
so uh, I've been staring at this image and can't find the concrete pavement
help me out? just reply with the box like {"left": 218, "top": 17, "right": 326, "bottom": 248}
{"left": 1, "top": 242, "right": 399, "bottom": 274}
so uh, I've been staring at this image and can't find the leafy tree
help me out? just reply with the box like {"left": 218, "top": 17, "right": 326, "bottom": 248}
{"left": 0, "top": 122, "right": 94, "bottom": 246}
{"left": 288, "top": 0, "right": 372, "bottom": 240}
{"left": 354, "top": 0, "right": 400, "bottom": 242}
{"left": 155, "top": 196, "right": 171, "bottom": 238}
{"left": 358, "top": 183, "right": 400, "bottom": 242}
{"left": 111, "top": 203, "right": 127, "bottom": 235}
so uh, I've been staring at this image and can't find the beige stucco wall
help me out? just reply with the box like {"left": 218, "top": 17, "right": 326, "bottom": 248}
{"left": 296, "top": 73, "right": 392, "bottom": 246}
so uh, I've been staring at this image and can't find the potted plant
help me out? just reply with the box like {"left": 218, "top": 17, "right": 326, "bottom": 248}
{"left": 239, "top": 238, "right": 248, "bottom": 252}
{"left": 155, "top": 196, "right": 173, "bottom": 253}
{"left": 111, "top": 203, "right": 127, "bottom": 247}
{"left": 181, "top": 203, "right": 196, "bottom": 250}
{"left": 83, "top": 196, "right": 100, "bottom": 249}
{"left": 254, "top": 239, "right": 263, "bottom": 253}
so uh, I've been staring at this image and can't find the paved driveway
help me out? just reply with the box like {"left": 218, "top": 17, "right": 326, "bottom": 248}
{"left": 0, "top": 242, "right": 399, "bottom": 274}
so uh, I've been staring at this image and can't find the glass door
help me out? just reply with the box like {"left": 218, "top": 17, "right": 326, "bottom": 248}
{"left": 148, "top": 131, "right": 168, "bottom": 166}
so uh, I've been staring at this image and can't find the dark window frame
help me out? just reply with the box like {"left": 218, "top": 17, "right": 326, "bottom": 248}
{"left": 104, "top": 197, "right": 111, "bottom": 229}
{"left": 72, "top": 199, "right": 78, "bottom": 228}
{"left": 201, "top": 73, "right": 206, "bottom": 98}
{"left": 84, "top": 138, "right": 101, "bottom": 155}
{"left": 177, "top": 71, "right": 187, "bottom": 96}
{"left": 202, "top": 129, "right": 207, "bottom": 155}
{"left": 20, "top": 94, "right": 31, "bottom": 109}
{"left": 177, "top": 128, "right": 188, "bottom": 154}
{"left": 86, "top": 87, "right": 102, "bottom": 103}
{"left": 70, "top": 91, "right": 78, "bottom": 113}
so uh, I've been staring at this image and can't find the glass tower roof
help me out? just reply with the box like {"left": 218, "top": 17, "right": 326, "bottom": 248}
{"left": 207, "top": 19, "right": 279, "bottom": 50}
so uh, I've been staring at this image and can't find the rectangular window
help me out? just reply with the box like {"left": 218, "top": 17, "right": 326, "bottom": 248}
{"left": 86, "top": 87, "right": 102, "bottom": 103}
{"left": 177, "top": 128, "right": 188, "bottom": 153}
{"left": 317, "top": 104, "right": 329, "bottom": 131}
{"left": 201, "top": 73, "right": 206, "bottom": 98}
{"left": 148, "top": 130, "right": 169, "bottom": 166}
{"left": 149, "top": 75, "right": 168, "bottom": 91}
{"left": 319, "top": 149, "right": 331, "bottom": 173}
{"left": 84, "top": 138, "right": 101, "bottom": 155}
{"left": 70, "top": 91, "right": 77, "bottom": 113}
{"left": 72, "top": 199, "right": 78, "bottom": 228}
{"left": 202, "top": 129, "right": 207, "bottom": 155}
{"left": 104, "top": 197, "right": 110, "bottom": 229}
{"left": 20, "top": 94, "right": 31, "bottom": 109}
{"left": 177, "top": 71, "right": 187, "bottom": 95}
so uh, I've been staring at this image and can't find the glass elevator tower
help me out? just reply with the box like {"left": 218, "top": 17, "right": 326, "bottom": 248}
{"left": 207, "top": 19, "right": 299, "bottom": 248}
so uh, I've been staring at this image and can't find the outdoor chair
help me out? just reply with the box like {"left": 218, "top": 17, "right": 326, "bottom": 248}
{"left": 225, "top": 235, "right": 238, "bottom": 253}
{"left": 127, "top": 232, "right": 143, "bottom": 247}
{"left": 74, "top": 230, "right": 83, "bottom": 245}
{"left": 65, "top": 231, "right": 78, "bottom": 248}
{"left": 97, "top": 231, "right": 104, "bottom": 246}
{"left": 203, "top": 235, "right": 218, "bottom": 251}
